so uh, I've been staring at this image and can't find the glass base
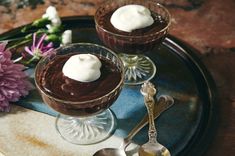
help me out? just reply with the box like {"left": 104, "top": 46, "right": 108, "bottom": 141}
{"left": 55, "top": 109, "right": 116, "bottom": 145}
{"left": 119, "top": 54, "right": 156, "bottom": 85}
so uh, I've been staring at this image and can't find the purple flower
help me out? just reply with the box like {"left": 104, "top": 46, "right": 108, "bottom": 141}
{"left": 0, "top": 42, "right": 33, "bottom": 112}
{"left": 24, "top": 33, "right": 55, "bottom": 62}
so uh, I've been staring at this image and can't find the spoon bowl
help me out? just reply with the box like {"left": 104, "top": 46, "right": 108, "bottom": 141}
{"left": 138, "top": 142, "right": 171, "bottom": 156}
{"left": 94, "top": 148, "right": 126, "bottom": 156}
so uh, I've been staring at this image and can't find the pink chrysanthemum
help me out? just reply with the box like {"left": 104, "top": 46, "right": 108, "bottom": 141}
{"left": 0, "top": 42, "right": 33, "bottom": 112}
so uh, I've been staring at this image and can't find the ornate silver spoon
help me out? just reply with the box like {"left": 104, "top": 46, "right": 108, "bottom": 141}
{"left": 139, "top": 82, "right": 171, "bottom": 156}
{"left": 93, "top": 88, "right": 173, "bottom": 156}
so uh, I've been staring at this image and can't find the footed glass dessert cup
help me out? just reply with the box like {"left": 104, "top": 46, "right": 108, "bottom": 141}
{"left": 35, "top": 43, "right": 124, "bottom": 145}
{"left": 95, "top": 0, "right": 171, "bottom": 85}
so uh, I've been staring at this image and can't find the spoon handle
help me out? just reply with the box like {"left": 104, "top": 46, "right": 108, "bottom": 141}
{"left": 142, "top": 82, "right": 158, "bottom": 143}
{"left": 123, "top": 94, "right": 174, "bottom": 146}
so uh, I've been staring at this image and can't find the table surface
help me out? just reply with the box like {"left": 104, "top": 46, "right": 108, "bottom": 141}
{"left": 0, "top": 0, "right": 235, "bottom": 155}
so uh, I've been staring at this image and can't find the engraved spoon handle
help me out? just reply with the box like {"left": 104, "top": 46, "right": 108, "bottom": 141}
{"left": 142, "top": 83, "right": 158, "bottom": 143}
{"left": 123, "top": 95, "right": 174, "bottom": 147}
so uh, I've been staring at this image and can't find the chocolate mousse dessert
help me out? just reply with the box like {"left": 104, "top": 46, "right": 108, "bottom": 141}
{"left": 36, "top": 52, "right": 123, "bottom": 116}
{"left": 95, "top": 2, "right": 171, "bottom": 54}
{"left": 100, "top": 9, "right": 167, "bottom": 36}
{"left": 40, "top": 53, "right": 121, "bottom": 101}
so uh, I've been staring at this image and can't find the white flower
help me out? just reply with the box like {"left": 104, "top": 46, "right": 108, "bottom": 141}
{"left": 42, "top": 6, "right": 61, "bottom": 27}
{"left": 61, "top": 30, "right": 72, "bottom": 46}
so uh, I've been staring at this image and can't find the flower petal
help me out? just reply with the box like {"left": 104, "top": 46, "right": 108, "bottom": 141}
{"left": 0, "top": 42, "right": 33, "bottom": 112}
{"left": 33, "top": 33, "right": 36, "bottom": 49}
{"left": 36, "top": 34, "right": 47, "bottom": 49}
{"left": 42, "top": 48, "right": 55, "bottom": 57}
{"left": 24, "top": 46, "right": 34, "bottom": 56}
{"left": 45, "top": 42, "right": 53, "bottom": 48}
{"left": 0, "top": 42, "right": 7, "bottom": 52}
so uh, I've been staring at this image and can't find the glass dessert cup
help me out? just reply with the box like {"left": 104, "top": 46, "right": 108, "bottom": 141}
{"left": 95, "top": 0, "right": 171, "bottom": 85}
{"left": 35, "top": 43, "right": 124, "bottom": 145}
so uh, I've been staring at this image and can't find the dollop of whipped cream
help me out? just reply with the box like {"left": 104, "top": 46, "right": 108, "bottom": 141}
{"left": 62, "top": 54, "right": 102, "bottom": 82}
{"left": 110, "top": 5, "right": 154, "bottom": 32}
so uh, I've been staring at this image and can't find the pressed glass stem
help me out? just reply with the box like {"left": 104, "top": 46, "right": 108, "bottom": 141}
{"left": 119, "top": 53, "right": 156, "bottom": 85}
{"left": 120, "top": 54, "right": 139, "bottom": 67}
{"left": 55, "top": 109, "right": 116, "bottom": 145}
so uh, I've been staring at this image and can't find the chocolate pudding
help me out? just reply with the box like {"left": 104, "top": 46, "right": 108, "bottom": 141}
{"left": 101, "top": 11, "right": 168, "bottom": 36}
{"left": 36, "top": 53, "right": 123, "bottom": 116}
{"left": 95, "top": 3, "right": 170, "bottom": 54}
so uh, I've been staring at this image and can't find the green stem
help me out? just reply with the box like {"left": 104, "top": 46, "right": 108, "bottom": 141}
{"left": 25, "top": 55, "right": 40, "bottom": 65}
{"left": 0, "top": 36, "right": 26, "bottom": 42}
{"left": 8, "top": 38, "right": 32, "bottom": 50}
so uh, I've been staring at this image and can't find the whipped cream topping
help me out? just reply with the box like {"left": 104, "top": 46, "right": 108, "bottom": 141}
{"left": 62, "top": 54, "right": 102, "bottom": 82}
{"left": 110, "top": 5, "right": 154, "bottom": 32}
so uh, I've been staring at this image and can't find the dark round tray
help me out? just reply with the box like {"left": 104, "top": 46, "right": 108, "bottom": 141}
{"left": 0, "top": 16, "right": 217, "bottom": 156}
